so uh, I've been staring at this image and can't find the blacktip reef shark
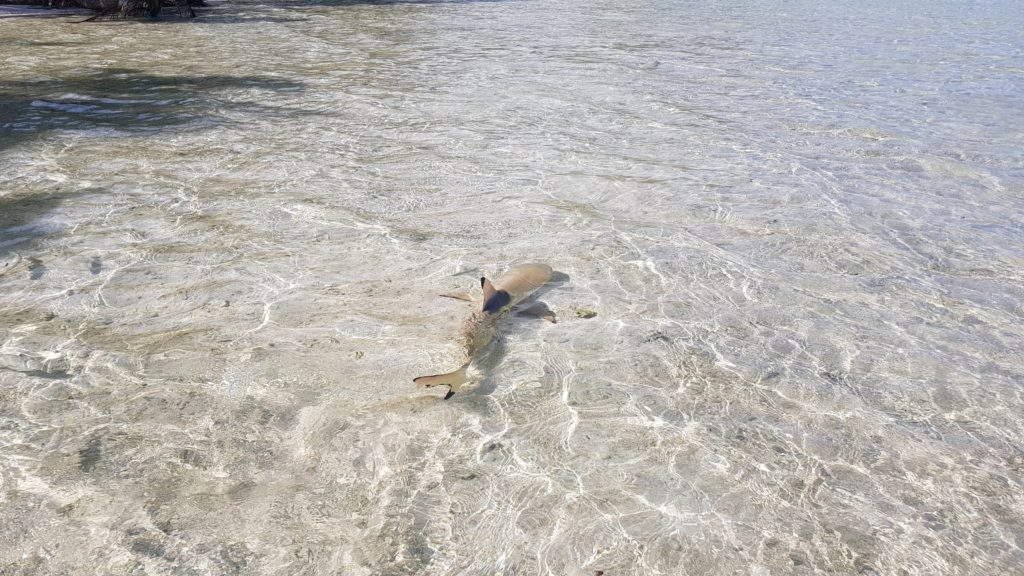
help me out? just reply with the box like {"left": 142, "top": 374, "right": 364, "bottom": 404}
{"left": 414, "top": 263, "right": 556, "bottom": 399}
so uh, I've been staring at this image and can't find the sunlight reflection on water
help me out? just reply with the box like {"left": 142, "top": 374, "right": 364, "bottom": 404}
{"left": 1, "top": 0, "right": 1023, "bottom": 574}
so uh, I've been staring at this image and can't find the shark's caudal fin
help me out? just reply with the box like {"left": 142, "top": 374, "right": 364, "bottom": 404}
{"left": 413, "top": 362, "right": 470, "bottom": 394}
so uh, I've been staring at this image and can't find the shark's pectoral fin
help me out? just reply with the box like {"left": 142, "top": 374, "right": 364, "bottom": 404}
{"left": 413, "top": 362, "right": 471, "bottom": 394}
{"left": 517, "top": 302, "right": 557, "bottom": 323}
{"left": 440, "top": 291, "right": 475, "bottom": 302}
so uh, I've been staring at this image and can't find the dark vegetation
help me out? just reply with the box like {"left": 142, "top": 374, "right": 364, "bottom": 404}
{"left": 0, "top": 0, "right": 511, "bottom": 20}
{"left": 0, "top": 0, "right": 204, "bottom": 19}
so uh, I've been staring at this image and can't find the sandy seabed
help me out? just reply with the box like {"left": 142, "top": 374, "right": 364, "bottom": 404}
{"left": 2, "top": 0, "right": 1023, "bottom": 574}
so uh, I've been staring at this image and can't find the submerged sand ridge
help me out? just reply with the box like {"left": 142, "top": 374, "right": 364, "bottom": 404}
{"left": 1, "top": 0, "right": 1023, "bottom": 574}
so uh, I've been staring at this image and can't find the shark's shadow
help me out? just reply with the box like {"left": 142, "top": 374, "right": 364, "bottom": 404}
{"left": 459, "top": 270, "right": 569, "bottom": 399}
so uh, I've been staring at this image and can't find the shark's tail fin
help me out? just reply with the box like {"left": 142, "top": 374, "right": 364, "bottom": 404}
{"left": 413, "top": 362, "right": 470, "bottom": 395}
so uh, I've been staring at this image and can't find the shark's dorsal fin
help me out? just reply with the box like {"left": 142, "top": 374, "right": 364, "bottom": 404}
{"left": 481, "top": 277, "right": 496, "bottom": 302}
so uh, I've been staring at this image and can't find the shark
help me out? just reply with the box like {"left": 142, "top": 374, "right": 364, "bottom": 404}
{"left": 414, "top": 263, "right": 555, "bottom": 398}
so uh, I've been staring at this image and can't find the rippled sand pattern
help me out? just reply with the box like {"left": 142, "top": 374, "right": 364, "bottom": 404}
{"left": 2, "top": 1, "right": 1023, "bottom": 574}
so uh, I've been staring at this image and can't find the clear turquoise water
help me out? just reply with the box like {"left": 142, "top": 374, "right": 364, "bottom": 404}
{"left": 1, "top": 1, "right": 1022, "bottom": 574}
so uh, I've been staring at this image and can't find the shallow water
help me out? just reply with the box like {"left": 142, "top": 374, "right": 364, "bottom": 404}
{"left": 2, "top": 0, "right": 1023, "bottom": 574}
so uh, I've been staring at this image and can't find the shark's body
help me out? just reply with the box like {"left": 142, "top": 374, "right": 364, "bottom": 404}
{"left": 414, "top": 263, "right": 553, "bottom": 397}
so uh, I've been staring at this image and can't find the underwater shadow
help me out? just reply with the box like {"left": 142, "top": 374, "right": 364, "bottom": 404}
{"left": 240, "top": 0, "right": 515, "bottom": 7}
{"left": 190, "top": 0, "right": 516, "bottom": 22}
{"left": 0, "top": 38, "right": 89, "bottom": 47}
{"left": 0, "top": 68, "right": 316, "bottom": 257}
{"left": 0, "top": 7, "right": 91, "bottom": 19}
{"left": 0, "top": 190, "right": 81, "bottom": 260}
{"left": 191, "top": 13, "right": 309, "bottom": 23}
{"left": 0, "top": 67, "right": 313, "bottom": 154}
